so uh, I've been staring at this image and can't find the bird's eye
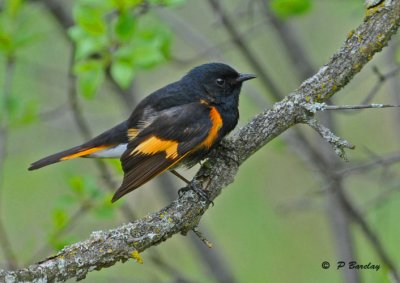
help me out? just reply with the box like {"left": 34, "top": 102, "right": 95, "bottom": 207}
{"left": 216, "top": 78, "right": 225, "bottom": 87}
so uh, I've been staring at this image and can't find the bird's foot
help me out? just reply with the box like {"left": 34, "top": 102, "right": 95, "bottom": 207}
{"left": 178, "top": 183, "right": 214, "bottom": 207}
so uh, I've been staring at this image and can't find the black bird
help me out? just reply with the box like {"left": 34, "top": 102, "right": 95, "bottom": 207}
{"left": 29, "top": 63, "right": 256, "bottom": 202}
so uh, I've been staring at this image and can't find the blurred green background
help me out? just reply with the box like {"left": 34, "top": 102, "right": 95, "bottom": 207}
{"left": 0, "top": 0, "right": 400, "bottom": 282}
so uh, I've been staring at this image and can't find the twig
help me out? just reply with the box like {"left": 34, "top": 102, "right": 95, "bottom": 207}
{"left": 304, "top": 101, "right": 400, "bottom": 112}
{"left": 207, "top": 0, "right": 284, "bottom": 101}
{"left": 337, "top": 153, "right": 400, "bottom": 177}
{"left": 386, "top": 39, "right": 400, "bottom": 140}
{"left": 28, "top": 200, "right": 92, "bottom": 263}
{"left": 0, "top": 57, "right": 19, "bottom": 269}
{"left": 155, "top": 8, "right": 224, "bottom": 60}
{"left": 361, "top": 65, "right": 400, "bottom": 104}
{"left": 338, "top": 188, "right": 400, "bottom": 281}
{"left": 305, "top": 117, "right": 355, "bottom": 161}
{"left": 260, "top": 0, "right": 315, "bottom": 81}
{"left": 192, "top": 227, "right": 213, "bottom": 248}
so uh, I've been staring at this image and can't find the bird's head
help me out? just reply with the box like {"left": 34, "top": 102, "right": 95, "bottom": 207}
{"left": 182, "top": 63, "right": 256, "bottom": 104}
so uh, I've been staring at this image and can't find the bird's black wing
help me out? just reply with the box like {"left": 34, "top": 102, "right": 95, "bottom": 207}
{"left": 112, "top": 102, "right": 223, "bottom": 202}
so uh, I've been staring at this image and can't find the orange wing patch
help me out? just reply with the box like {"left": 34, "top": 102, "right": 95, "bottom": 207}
{"left": 60, "top": 145, "right": 110, "bottom": 161}
{"left": 131, "top": 136, "right": 179, "bottom": 159}
{"left": 201, "top": 106, "right": 223, "bottom": 148}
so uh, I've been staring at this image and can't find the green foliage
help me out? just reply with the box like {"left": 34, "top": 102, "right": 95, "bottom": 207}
{"left": 149, "top": 0, "right": 186, "bottom": 6}
{"left": 66, "top": 175, "right": 117, "bottom": 220}
{"left": 93, "top": 199, "right": 115, "bottom": 219}
{"left": 48, "top": 175, "right": 117, "bottom": 250}
{"left": 70, "top": 0, "right": 179, "bottom": 98}
{"left": 7, "top": 97, "right": 38, "bottom": 127}
{"left": 49, "top": 235, "right": 78, "bottom": 251}
{"left": 0, "top": 0, "right": 39, "bottom": 126}
{"left": 0, "top": 0, "right": 40, "bottom": 56}
{"left": 68, "top": 175, "right": 102, "bottom": 200}
{"left": 115, "top": 11, "right": 136, "bottom": 41}
{"left": 270, "top": 0, "right": 312, "bottom": 19}
{"left": 74, "top": 59, "right": 106, "bottom": 99}
{"left": 105, "top": 158, "right": 124, "bottom": 173}
{"left": 111, "top": 19, "right": 171, "bottom": 87}
{"left": 52, "top": 208, "right": 69, "bottom": 230}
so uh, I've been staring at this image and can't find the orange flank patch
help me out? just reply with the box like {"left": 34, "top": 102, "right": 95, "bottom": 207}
{"left": 132, "top": 136, "right": 179, "bottom": 159}
{"left": 60, "top": 145, "right": 110, "bottom": 161}
{"left": 128, "top": 128, "right": 139, "bottom": 140}
{"left": 201, "top": 106, "right": 223, "bottom": 148}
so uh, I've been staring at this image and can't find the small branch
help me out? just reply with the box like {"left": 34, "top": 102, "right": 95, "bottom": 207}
{"left": 207, "top": 0, "right": 284, "bottom": 101}
{"left": 41, "top": 0, "right": 138, "bottom": 110}
{"left": 304, "top": 117, "right": 355, "bottom": 161}
{"left": 0, "top": 57, "right": 19, "bottom": 269}
{"left": 27, "top": 201, "right": 92, "bottom": 263}
{"left": 338, "top": 188, "right": 400, "bottom": 282}
{"left": 260, "top": 0, "right": 315, "bottom": 81}
{"left": 0, "top": 58, "right": 14, "bottom": 204}
{"left": 192, "top": 227, "right": 213, "bottom": 249}
{"left": 337, "top": 152, "right": 400, "bottom": 177}
{"left": 306, "top": 102, "right": 400, "bottom": 111}
{"left": 386, "top": 40, "right": 400, "bottom": 140}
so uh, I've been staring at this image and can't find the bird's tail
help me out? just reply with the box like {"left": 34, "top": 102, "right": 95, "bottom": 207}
{"left": 29, "top": 121, "right": 128, "bottom": 170}
{"left": 28, "top": 144, "right": 110, "bottom": 170}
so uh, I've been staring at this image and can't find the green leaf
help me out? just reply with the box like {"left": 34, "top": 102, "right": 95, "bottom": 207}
{"left": 73, "top": 4, "right": 106, "bottom": 36}
{"left": 131, "top": 42, "right": 165, "bottom": 68}
{"left": 149, "top": 0, "right": 186, "bottom": 6}
{"left": 110, "top": 59, "right": 136, "bottom": 88}
{"left": 12, "top": 100, "right": 38, "bottom": 126}
{"left": 68, "top": 26, "right": 108, "bottom": 60}
{"left": 111, "top": 0, "right": 143, "bottom": 11}
{"left": 74, "top": 59, "right": 105, "bottom": 99}
{"left": 5, "top": 0, "right": 23, "bottom": 18}
{"left": 127, "top": 23, "right": 171, "bottom": 68}
{"left": 0, "top": 30, "right": 13, "bottom": 54}
{"left": 57, "top": 195, "right": 77, "bottom": 206}
{"left": 69, "top": 175, "right": 102, "bottom": 199}
{"left": 105, "top": 159, "right": 123, "bottom": 174}
{"left": 82, "top": 177, "right": 102, "bottom": 199}
{"left": 13, "top": 31, "right": 41, "bottom": 50}
{"left": 52, "top": 208, "right": 68, "bottom": 230}
{"left": 115, "top": 11, "right": 136, "bottom": 41}
{"left": 163, "top": 0, "right": 186, "bottom": 6}
{"left": 4, "top": 96, "right": 19, "bottom": 119}
{"left": 69, "top": 176, "right": 85, "bottom": 197}
{"left": 48, "top": 235, "right": 77, "bottom": 251}
{"left": 270, "top": 0, "right": 312, "bottom": 18}
{"left": 93, "top": 199, "right": 115, "bottom": 219}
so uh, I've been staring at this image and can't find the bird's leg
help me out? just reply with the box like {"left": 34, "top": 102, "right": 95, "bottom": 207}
{"left": 171, "top": 170, "right": 213, "bottom": 205}
{"left": 170, "top": 169, "right": 190, "bottom": 184}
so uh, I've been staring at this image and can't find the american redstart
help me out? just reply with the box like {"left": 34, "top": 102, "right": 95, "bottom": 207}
{"left": 29, "top": 63, "right": 256, "bottom": 202}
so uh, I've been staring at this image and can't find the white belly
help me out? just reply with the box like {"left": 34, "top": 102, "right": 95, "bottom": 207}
{"left": 87, "top": 144, "right": 128, "bottom": 158}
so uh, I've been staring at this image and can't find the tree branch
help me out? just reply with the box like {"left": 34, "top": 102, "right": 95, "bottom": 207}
{"left": 0, "top": 56, "right": 19, "bottom": 270}
{"left": 1, "top": 1, "right": 400, "bottom": 281}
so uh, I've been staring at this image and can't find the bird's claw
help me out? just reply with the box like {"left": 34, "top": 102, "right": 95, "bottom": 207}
{"left": 178, "top": 183, "right": 214, "bottom": 206}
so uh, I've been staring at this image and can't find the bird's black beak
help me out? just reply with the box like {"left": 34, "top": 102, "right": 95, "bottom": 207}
{"left": 236, "top": 73, "right": 256, "bottom": 83}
